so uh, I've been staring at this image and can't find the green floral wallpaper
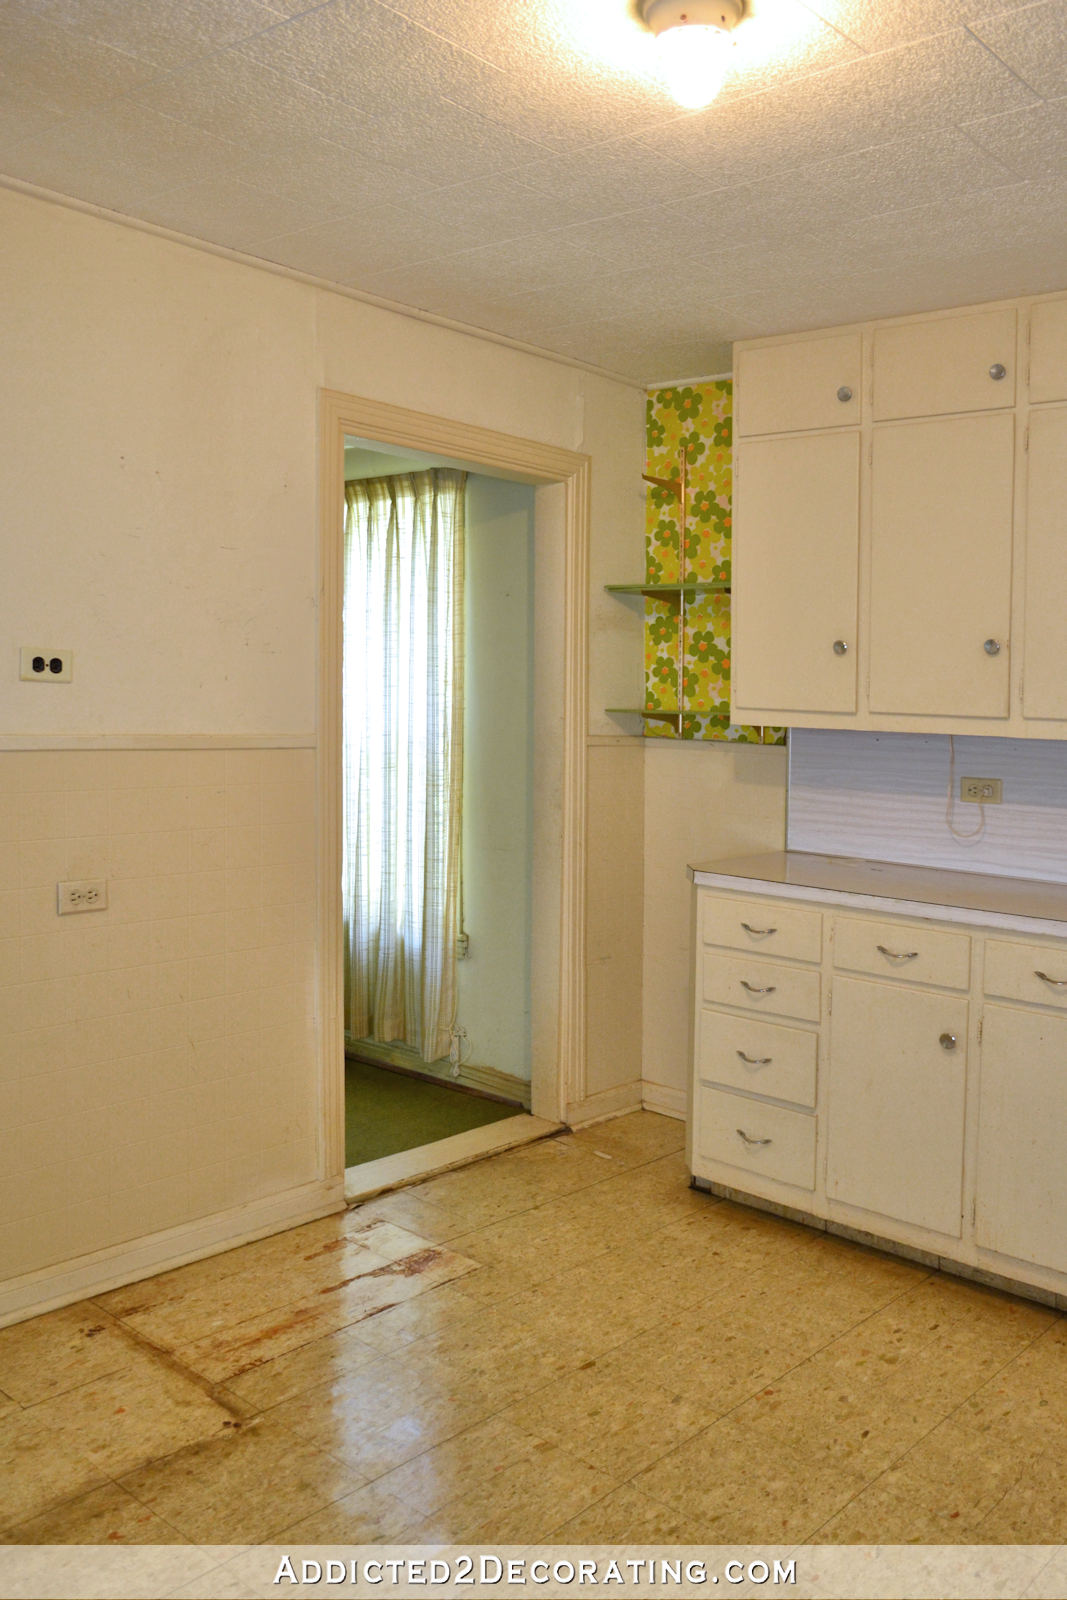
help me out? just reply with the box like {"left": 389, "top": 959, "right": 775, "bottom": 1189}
{"left": 644, "top": 378, "right": 785, "bottom": 745}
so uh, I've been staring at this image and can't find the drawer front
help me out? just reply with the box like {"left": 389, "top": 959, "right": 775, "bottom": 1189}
{"left": 694, "top": 1085, "right": 816, "bottom": 1190}
{"left": 702, "top": 951, "right": 821, "bottom": 1022}
{"left": 697, "top": 1008, "right": 817, "bottom": 1107}
{"left": 701, "top": 893, "right": 822, "bottom": 964}
{"left": 985, "top": 939, "right": 1067, "bottom": 1010}
{"left": 833, "top": 916, "right": 970, "bottom": 990}
{"left": 872, "top": 308, "right": 1017, "bottom": 420}
{"left": 736, "top": 333, "right": 862, "bottom": 435}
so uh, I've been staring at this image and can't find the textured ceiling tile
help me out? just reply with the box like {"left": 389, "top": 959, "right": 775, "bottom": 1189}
{"left": 21, "top": 0, "right": 294, "bottom": 73}
{"left": 223, "top": 138, "right": 430, "bottom": 211}
{"left": 245, "top": 206, "right": 433, "bottom": 279}
{"left": 343, "top": 100, "right": 554, "bottom": 183}
{"left": 970, "top": 0, "right": 1067, "bottom": 98}
{"left": 0, "top": 11, "right": 161, "bottom": 114}
{"left": 396, "top": 175, "right": 593, "bottom": 239}
{"left": 511, "top": 139, "right": 710, "bottom": 214}
{"left": 124, "top": 54, "right": 375, "bottom": 159}
{"left": 801, "top": 0, "right": 1039, "bottom": 50}
{"left": 964, "top": 95, "right": 1067, "bottom": 180}
{"left": 136, "top": 175, "right": 327, "bottom": 250}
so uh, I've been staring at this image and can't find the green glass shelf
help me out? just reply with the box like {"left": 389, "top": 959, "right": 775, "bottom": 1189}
{"left": 606, "top": 707, "right": 682, "bottom": 719}
{"left": 605, "top": 581, "right": 731, "bottom": 596}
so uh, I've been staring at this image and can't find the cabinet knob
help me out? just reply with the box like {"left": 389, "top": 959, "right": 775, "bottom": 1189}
{"left": 833, "top": 639, "right": 849, "bottom": 656}
{"left": 836, "top": 385, "right": 853, "bottom": 403}
{"left": 983, "top": 638, "right": 1002, "bottom": 656}
{"left": 988, "top": 363, "right": 1007, "bottom": 381}
{"left": 939, "top": 1032, "right": 957, "bottom": 1051}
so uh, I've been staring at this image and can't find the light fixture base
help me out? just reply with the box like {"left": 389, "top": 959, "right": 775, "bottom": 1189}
{"left": 638, "top": 0, "right": 744, "bottom": 37}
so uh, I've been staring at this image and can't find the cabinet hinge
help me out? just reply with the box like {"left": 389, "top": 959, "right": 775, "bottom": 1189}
{"left": 1024, "top": 425, "right": 1029, "bottom": 452}
{"left": 970, "top": 1196, "right": 977, "bottom": 1227}
{"left": 977, "top": 1016, "right": 983, "bottom": 1045}
{"left": 867, "top": 440, "right": 873, "bottom": 467}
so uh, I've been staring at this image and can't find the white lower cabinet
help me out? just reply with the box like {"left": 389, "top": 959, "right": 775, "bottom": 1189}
{"left": 691, "top": 883, "right": 1067, "bottom": 1301}
{"left": 976, "top": 1003, "right": 1067, "bottom": 1275}
{"left": 826, "top": 977, "right": 967, "bottom": 1238}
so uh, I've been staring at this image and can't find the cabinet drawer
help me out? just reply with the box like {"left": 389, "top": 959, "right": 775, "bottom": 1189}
{"left": 872, "top": 309, "right": 1017, "bottom": 420}
{"left": 701, "top": 894, "right": 822, "bottom": 964}
{"left": 833, "top": 916, "right": 970, "bottom": 990}
{"left": 984, "top": 940, "right": 1067, "bottom": 1009}
{"left": 701, "top": 951, "right": 821, "bottom": 1022}
{"left": 694, "top": 1085, "right": 816, "bottom": 1190}
{"left": 736, "top": 333, "right": 862, "bottom": 435}
{"left": 697, "top": 1008, "right": 817, "bottom": 1107}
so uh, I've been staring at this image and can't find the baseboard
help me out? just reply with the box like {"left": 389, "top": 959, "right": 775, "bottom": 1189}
{"left": 0, "top": 1176, "right": 345, "bottom": 1330}
{"left": 641, "top": 1081, "right": 687, "bottom": 1121}
{"left": 566, "top": 1080, "right": 643, "bottom": 1126}
{"left": 346, "top": 1039, "right": 529, "bottom": 1107}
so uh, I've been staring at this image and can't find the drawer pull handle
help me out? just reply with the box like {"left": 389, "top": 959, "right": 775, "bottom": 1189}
{"left": 876, "top": 944, "right": 919, "bottom": 962}
{"left": 740, "top": 981, "right": 776, "bottom": 995}
{"left": 741, "top": 922, "right": 777, "bottom": 937}
{"left": 1035, "top": 970, "right": 1067, "bottom": 988}
{"left": 737, "top": 1050, "right": 772, "bottom": 1066}
{"left": 736, "top": 1128, "right": 772, "bottom": 1147}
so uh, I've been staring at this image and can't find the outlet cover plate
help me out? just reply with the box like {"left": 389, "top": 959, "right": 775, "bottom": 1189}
{"left": 20, "top": 648, "right": 72, "bottom": 682}
{"left": 58, "top": 879, "right": 108, "bottom": 914}
{"left": 960, "top": 776, "right": 1003, "bottom": 803}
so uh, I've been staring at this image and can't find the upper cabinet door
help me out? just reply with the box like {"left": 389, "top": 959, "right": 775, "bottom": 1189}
{"left": 732, "top": 431, "right": 860, "bottom": 715}
{"left": 735, "top": 333, "right": 862, "bottom": 436}
{"left": 1023, "top": 407, "right": 1067, "bottom": 720}
{"left": 869, "top": 412, "right": 1014, "bottom": 718}
{"left": 873, "top": 309, "right": 1017, "bottom": 421}
{"left": 1030, "top": 299, "right": 1067, "bottom": 403}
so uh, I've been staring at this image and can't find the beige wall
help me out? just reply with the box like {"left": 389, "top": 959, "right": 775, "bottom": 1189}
{"left": 642, "top": 742, "right": 788, "bottom": 1115}
{"left": 0, "top": 184, "right": 645, "bottom": 1310}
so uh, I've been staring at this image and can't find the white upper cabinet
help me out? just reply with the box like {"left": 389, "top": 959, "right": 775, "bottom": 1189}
{"left": 735, "top": 332, "right": 862, "bottom": 436}
{"left": 1030, "top": 298, "right": 1067, "bottom": 403}
{"left": 1023, "top": 407, "right": 1067, "bottom": 721}
{"left": 730, "top": 291, "right": 1067, "bottom": 737}
{"left": 872, "top": 308, "right": 1017, "bottom": 420}
{"left": 869, "top": 412, "right": 1014, "bottom": 718}
{"left": 732, "top": 431, "right": 860, "bottom": 715}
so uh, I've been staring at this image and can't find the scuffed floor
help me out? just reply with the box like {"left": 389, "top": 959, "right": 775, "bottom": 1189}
{"left": 1, "top": 1111, "right": 1065, "bottom": 1545}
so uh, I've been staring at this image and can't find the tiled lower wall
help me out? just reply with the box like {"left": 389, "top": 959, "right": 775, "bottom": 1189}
{"left": 0, "top": 747, "right": 319, "bottom": 1286}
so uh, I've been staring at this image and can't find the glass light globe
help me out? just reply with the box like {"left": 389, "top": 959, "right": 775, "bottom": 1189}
{"left": 656, "top": 22, "right": 733, "bottom": 108}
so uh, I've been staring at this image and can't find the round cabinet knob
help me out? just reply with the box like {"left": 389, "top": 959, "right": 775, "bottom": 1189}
{"left": 832, "top": 639, "right": 849, "bottom": 655}
{"left": 836, "top": 385, "right": 853, "bottom": 403}
{"left": 939, "top": 1033, "right": 957, "bottom": 1051}
{"left": 989, "top": 363, "right": 1007, "bottom": 381}
{"left": 984, "top": 638, "right": 1002, "bottom": 656}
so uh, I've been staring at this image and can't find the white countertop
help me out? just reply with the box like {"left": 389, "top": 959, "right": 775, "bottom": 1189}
{"left": 689, "top": 850, "right": 1067, "bottom": 937}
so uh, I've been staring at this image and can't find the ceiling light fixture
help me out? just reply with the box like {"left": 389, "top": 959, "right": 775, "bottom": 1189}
{"left": 639, "top": 0, "right": 744, "bottom": 109}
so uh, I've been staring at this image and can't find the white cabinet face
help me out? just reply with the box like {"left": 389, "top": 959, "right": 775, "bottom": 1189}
{"left": 826, "top": 976, "right": 967, "bottom": 1237}
{"left": 732, "top": 431, "right": 860, "bottom": 715}
{"left": 1029, "top": 300, "right": 1067, "bottom": 404}
{"left": 872, "top": 309, "right": 1017, "bottom": 420}
{"left": 736, "top": 333, "right": 862, "bottom": 436}
{"left": 1023, "top": 407, "right": 1067, "bottom": 721}
{"left": 869, "top": 412, "right": 1014, "bottom": 718}
{"left": 976, "top": 1003, "right": 1067, "bottom": 1274}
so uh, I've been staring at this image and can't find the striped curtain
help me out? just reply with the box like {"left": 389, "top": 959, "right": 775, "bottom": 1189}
{"left": 342, "top": 468, "right": 466, "bottom": 1061}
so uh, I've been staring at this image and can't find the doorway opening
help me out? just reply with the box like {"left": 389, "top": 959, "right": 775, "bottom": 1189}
{"left": 318, "top": 389, "right": 591, "bottom": 1205}
{"left": 341, "top": 437, "right": 534, "bottom": 1170}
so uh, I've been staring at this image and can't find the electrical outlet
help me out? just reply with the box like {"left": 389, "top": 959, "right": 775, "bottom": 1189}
{"left": 20, "top": 648, "right": 72, "bottom": 683}
{"left": 960, "top": 777, "right": 1003, "bottom": 804}
{"left": 57, "top": 879, "right": 108, "bottom": 914}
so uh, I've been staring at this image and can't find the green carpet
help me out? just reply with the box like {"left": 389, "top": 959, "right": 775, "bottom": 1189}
{"left": 344, "top": 1056, "right": 521, "bottom": 1167}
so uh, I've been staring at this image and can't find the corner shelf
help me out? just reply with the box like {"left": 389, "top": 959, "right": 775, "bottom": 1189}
{"left": 605, "top": 581, "right": 730, "bottom": 597}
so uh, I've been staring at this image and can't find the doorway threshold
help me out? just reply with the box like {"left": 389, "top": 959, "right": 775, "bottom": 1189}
{"left": 344, "top": 1112, "right": 562, "bottom": 1204}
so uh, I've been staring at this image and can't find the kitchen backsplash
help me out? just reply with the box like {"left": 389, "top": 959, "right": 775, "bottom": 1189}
{"left": 788, "top": 729, "right": 1067, "bottom": 885}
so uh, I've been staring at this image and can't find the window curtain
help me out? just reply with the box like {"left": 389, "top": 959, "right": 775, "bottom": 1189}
{"left": 342, "top": 467, "right": 466, "bottom": 1062}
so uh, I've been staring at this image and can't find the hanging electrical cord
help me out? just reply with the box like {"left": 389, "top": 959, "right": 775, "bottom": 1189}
{"left": 945, "top": 734, "right": 986, "bottom": 843}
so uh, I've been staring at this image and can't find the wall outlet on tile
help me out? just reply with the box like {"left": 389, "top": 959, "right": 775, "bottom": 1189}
{"left": 58, "top": 879, "right": 108, "bottom": 914}
{"left": 20, "top": 647, "right": 72, "bottom": 682}
{"left": 960, "top": 777, "right": 1003, "bottom": 803}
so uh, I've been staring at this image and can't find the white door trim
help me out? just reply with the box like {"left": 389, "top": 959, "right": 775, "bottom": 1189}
{"left": 317, "top": 390, "right": 591, "bottom": 1182}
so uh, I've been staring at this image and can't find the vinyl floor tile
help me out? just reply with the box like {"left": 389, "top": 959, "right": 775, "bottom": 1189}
{"left": 0, "top": 1304, "right": 137, "bottom": 1406}
{"left": 0, "top": 1407, "right": 108, "bottom": 1531}
{"left": 1, "top": 1481, "right": 189, "bottom": 1545}
{"left": 545, "top": 1483, "right": 702, "bottom": 1543}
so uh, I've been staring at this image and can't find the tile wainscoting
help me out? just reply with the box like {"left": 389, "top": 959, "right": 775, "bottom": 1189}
{"left": 0, "top": 745, "right": 332, "bottom": 1322}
